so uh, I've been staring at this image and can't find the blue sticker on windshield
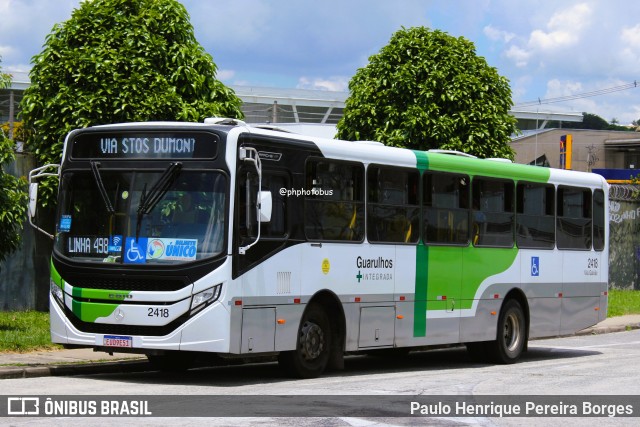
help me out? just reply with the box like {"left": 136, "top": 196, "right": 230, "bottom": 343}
{"left": 108, "top": 235, "right": 123, "bottom": 253}
{"left": 124, "top": 237, "right": 148, "bottom": 264}
{"left": 59, "top": 215, "right": 72, "bottom": 232}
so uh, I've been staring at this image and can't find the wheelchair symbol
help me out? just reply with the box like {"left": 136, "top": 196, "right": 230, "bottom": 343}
{"left": 531, "top": 256, "right": 540, "bottom": 276}
{"left": 124, "top": 238, "right": 148, "bottom": 264}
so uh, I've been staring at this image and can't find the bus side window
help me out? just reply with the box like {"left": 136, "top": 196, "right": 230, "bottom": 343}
{"left": 261, "top": 173, "right": 288, "bottom": 238}
{"left": 304, "top": 159, "right": 364, "bottom": 242}
{"left": 593, "top": 189, "right": 605, "bottom": 251}
{"left": 237, "top": 168, "right": 258, "bottom": 241}
{"left": 423, "top": 171, "right": 470, "bottom": 246}
{"left": 472, "top": 177, "right": 514, "bottom": 248}
{"left": 516, "top": 182, "right": 555, "bottom": 249}
{"left": 557, "top": 186, "right": 592, "bottom": 250}
{"left": 367, "top": 165, "right": 419, "bottom": 244}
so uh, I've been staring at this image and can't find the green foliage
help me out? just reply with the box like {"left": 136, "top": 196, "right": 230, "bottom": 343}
{"left": 0, "top": 135, "right": 28, "bottom": 265}
{"left": 21, "top": 0, "right": 243, "bottom": 207}
{"left": 550, "top": 112, "right": 635, "bottom": 131}
{"left": 336, "top": 27, "right": 517, "bottom": 159}
{"left": 0, "top": 73, "right": 10, "bottom": 90}
{"left": 629, "top": 174, "right": 640, "bottom": 200}
{"left": 1, "top": 58, "right": 29, "bottom": 265}
{"left": 0, "top": 311, "right": 61, "bottom": 353}
{"left": 0, "top": 56, "right": 10, "bottom": 89}
{"left": 552, "top": 112, "right": 608, "bottom": 130}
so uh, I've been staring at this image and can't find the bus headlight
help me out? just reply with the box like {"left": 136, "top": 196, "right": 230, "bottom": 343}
{"left": 190, "top": 284, "right": 222, "bottom": 314}
{"left": 50, "top": 279, "right": 64, "bottom": 306}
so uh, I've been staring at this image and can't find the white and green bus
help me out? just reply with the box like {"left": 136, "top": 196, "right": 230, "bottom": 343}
{"left": 29, "top": 119, "right": 608, "bottom": 378}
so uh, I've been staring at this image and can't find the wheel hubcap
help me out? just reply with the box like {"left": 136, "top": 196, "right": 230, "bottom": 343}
{"left": 504, "top": 312, "right": 521, "bottom": 352}
{"left": 300, "top": 321, "right": 324, "bottom": 361}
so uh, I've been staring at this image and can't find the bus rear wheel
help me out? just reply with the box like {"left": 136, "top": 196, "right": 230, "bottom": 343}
{"left": 489, "top": 299, "right": 526, "bottom": 364}
{"left": 279, "top": 303, "right": 331, "bottom": 378}
{"left": 466, "top": 299, "right": 526, "bottom": 364}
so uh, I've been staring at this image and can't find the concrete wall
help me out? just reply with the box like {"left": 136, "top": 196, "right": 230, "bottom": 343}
{"left": 0, "top": 153, "right": 52, "bottom": 311}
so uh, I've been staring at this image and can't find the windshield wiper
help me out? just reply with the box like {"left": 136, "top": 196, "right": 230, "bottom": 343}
{"left": 135, "top": 162, "right": 182, "bottom": 238}
{"left": 90, "top": 161, "right": 115, "bottom": 215}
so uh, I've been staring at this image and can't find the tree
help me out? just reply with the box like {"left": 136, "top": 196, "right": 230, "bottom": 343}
{"left": 21, "top": 0, "right": 243, "bottom": 207}
{"left": 0, "top": 60, "right": 10, "bottom": 89}
{"left": 0, "top": 60, "right": 28, "bottom": 265}
{"left": 336, "top": 27, "right": 517, "bottom": 159}
{"left": 550, "top": 112, "right": 634, "bottom": 131}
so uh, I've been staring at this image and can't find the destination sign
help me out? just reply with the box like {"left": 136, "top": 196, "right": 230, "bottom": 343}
{"left": 71, "top": 131, "right": 219, "bottom": 159}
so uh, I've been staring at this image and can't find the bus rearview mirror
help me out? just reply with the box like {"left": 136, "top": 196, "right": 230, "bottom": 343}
{"left": 258, "top": 191, "right": 272, "bottom": 223}
{"left": 28, "top": 183, "right": 38, "bottom": 218}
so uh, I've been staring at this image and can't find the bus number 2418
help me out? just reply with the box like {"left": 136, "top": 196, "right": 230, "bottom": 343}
{"left": 148, "top": 308, "right": 169, "bottom": 318}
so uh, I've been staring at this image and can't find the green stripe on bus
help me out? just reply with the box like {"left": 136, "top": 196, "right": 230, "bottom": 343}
{"left": 426, "top": 153, "right": 551, "bottom": 182}
{"left": 50, "top": 259, "right": 62, "bottom": 287}
{"left": 414, "top": 244, "right": 429, "bottom": 336}
{"left": 413, "top": 150, "right": 429, "bottom": 336}
{"left": 71, "top": 301, "right": 119, "bottom": 323}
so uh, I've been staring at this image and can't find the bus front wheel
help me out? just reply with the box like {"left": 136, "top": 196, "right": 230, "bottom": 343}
{"left": 279, "top": 303, "right": 331, "bottom": 378}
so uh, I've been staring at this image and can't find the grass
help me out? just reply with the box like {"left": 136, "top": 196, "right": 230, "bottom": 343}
{"left": 608, "top": 289, "right": 640, "bottom": 317}
{"left": 0, "top": 290, "right": 639, "bottom": 353}
{"left": 0, "top": 311, "right": 62, "bottom": 353}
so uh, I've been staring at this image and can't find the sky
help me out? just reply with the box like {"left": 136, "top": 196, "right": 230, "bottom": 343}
{"left": 1, "top": 0, "right": 640, "bottom": 124}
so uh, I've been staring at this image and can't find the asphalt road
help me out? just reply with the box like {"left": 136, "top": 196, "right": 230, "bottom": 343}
{"left": 2, "top": 330, "right": 640, "bottom": 426}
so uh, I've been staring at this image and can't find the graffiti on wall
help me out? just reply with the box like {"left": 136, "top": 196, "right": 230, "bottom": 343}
{"left": 609, "top": 199, "right": 640, "bottom": 290}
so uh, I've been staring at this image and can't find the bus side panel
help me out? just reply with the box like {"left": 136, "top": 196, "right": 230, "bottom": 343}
{"left": 560, "top": 251, "right": 603, "bottom": 334}
{"left": 520, "top": 249, "right": 562, "bottom": 339}
{"left": 179, "top": 301, "right": 232, "bottom": 353}
{"left": 459, "top": 297, "right": 502, "bottom": 342}
{"left": 459, "top": 246, "right": 518, "bottom": 342}
{"left": 423, "top": 246, "right": 461, "bottom": 345}
{"left": 393, "top": 245, "right": 417, "bottom": 347}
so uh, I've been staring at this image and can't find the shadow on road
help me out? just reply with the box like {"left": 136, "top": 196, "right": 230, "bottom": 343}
{"left": 77, "top": 343, "right": 601, "bottom": 387}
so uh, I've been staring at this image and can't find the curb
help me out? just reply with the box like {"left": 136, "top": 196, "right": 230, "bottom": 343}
{"left": 0, "top": 360, "right": 152, "bottom": 380}
{"left": 575, "top": 323, "right": 640, "bottom": 336}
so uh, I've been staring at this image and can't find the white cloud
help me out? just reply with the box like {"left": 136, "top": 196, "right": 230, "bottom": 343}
{"left": 545, "top": 79, "right": 584, "bottom": 98}
{"left": 505, "top": 45, "right": 530, "bottom": 67}
{"left": 621, "top": 24, "right": 640, "bottom": 47}
{"left": 297, "top": 76, "right": 349, "bottom": 92}
{"left": 528, "top": 3, "right": 592, "bottom": 51}
{"left": 529, "top": 29, "right": 578, "bottom": 51}
{"left": 483, "top": 25, "right": 515, "bottom": 43}
{"left": 502, "top": 3, "right": 594, "bottom": 69}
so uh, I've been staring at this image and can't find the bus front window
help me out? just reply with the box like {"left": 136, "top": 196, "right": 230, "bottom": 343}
{"left": 54, "top": 170, "right": 227, "bottom": 264}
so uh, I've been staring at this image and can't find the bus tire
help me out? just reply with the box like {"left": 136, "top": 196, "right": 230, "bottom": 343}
{"left": 488, "top": 299, "right": 526, "bottom": 364}
{"left": 278, "top": 303, "right": 331, "bottom": 379}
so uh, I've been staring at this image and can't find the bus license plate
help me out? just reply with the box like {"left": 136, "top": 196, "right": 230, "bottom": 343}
{"left": 103, "top": 335, "right": 133, "bottom": 348}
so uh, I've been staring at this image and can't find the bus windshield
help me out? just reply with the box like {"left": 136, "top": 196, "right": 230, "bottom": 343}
{"left": 54, "top": 169, "right": 227, "bottom": 265}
